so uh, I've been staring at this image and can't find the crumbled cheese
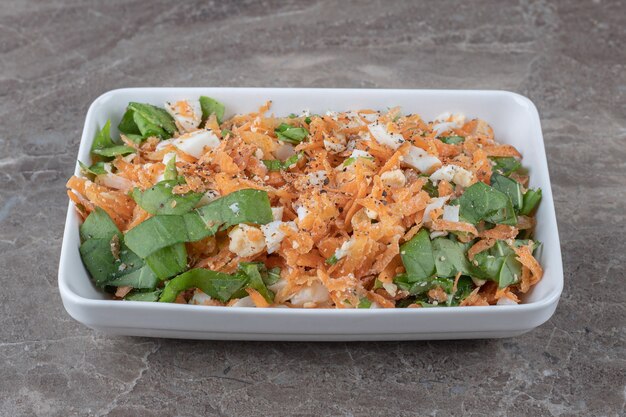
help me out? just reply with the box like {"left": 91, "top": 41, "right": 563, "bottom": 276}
{"left": 403, "top": 145, "right": 442, "bottom": 174}
{"left": 229, "top": 203, "right": 240, "bottom": 214}
{"left": 254, "top": 148, "right": 264, "bottom": 159}
{"left": 380, "top": 169, "right": 406, "bottom": 188}
{"left": 368, "top": 123, "right": 405, "bottom": 150}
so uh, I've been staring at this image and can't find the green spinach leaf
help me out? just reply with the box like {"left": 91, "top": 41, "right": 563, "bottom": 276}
{"left": 490, "top": 157, "right": 521, "bottom": 176}
{"left": 144, "top": 243, "right": 188, "bottom": 280}
{"left": 400, "top": 229, "right": 435, "bottom": 282}
{"left": 520, "top": 188, "right": 542, "bottom": 215}
{"left": 124, "top": 289, "right": 162, "bottom": 302}
{"left": 239, "top": 262, "right": 274, "bottom": 303}
{"left": 159, "top": 269, "right": 248, "bottom": 303}
{"left": 458, "top": 181, "right": 517, "bottom": 225}
{"left": 491, "top": 173, "right": 523, "bottom": 210}
{"left": 124, "top": 189, "right": 273, "bottom": 258}
{"left": 439, "top": 135, "right": 465, "bottom": 145}
{"left": 199, "top": 96, "right": 225, "bottom": 124}
{"left": 131, "top": 180, "right": 203, "bottom": 215}
{"left": 118, "top": 102, "right": 176, "bottom": 140}
{"left": 275, "top": 123, "right": 309, "bottom": 144}
{"left": 432, "top": 237, "right": 472, "bottom": 278}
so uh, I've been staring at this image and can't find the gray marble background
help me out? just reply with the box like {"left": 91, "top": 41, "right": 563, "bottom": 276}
{"left": 1, "top": 1, "right": 624, "bottom": 416}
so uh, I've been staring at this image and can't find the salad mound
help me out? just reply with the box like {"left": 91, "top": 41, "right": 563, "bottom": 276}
{"left": 67, "top": 97, "right": 543, "bottom": 308}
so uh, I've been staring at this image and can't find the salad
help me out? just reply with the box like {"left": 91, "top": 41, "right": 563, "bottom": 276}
{"left": 67, "top": 96, "right": 543, "bottom": 308}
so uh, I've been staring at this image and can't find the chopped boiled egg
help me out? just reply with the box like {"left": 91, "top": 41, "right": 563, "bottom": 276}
{"left": 368, "top": 123, "right": 405, "bottom": 150}
{"left": 430, "top": 164, "right": 474, "bottom": 188}
{"left": 432, "top": 112, "right": 466, "bottom": 136}
{"left": 228, "top": 224, "right": 266, "bottom": 258}
{"left": 380, "top": 169, "right": 407, "bottom": 188}
{"left": 172, "top": 129, "right": 220, "bottom": 158}
{"left": 423, "top": 196, "right": 450, "bottom": 223}
{"left": 164, "top": 99, "right": 202, "bottom": 132}
{"left": 403, "top": 145, "right": 442, "bottom": 174}
{"left": 260, "top": 221, "right": 297, "bottom": 254}
{"left": 289, "top": 280, "right": 331, "bottom": 307}
{"left": 442, "top": 205, "right": 460, "bottom": 222}
{"left": 271, "top": 206, "right": 284, "bottom": 222}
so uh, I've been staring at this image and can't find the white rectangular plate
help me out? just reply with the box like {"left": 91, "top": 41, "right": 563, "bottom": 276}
{"left": 59, "top": 88, "right": 563, "bottom": 341}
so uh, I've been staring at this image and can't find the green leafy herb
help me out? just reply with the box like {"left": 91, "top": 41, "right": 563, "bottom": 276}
{"left": 199, "top": 96, "right": 226, "bottom": 124}
{"left": 432, "top": 238, "right": 472, "bottom": 278}
{"left": 124, "top": 289, "right": 162, "bottom": 302}
{"left": 490, "top": 173, "right": 523, "bottom": 210}
{"left": 91, "top": 120, "right": 115, "bottom": 151}
{"left": 274, "top": 123, "right": 309, "bottom": 144}
{"left": 163, "top": 155, "right": 178, "bottom": 181}
{"left": 159, "top": 269, "right": 248, "bottom": 303}
{"left": 262, "top": 152, "right": 303, "bottom": 171}
{"left": 520, "top": 188, "right": 542, "bottom": 215}
{"left": 79, "top": 161, "right": 108, "bottom": 176}
{"left": 439, "top": 135, "right": 465, "bottom": 145}
{"left": 144, "top": 243, "right": 188, "bottom": 280}
{"left": 79, "top": 207, "right": 121, "bottom": 241}
{"left": 108, "top": 264, "right": 159, "bottom": 289}
{"left": 265, "top": 267, "right": 282, "bottom": 286}
{"left": 89, "top": 120, "right": 136, "bottom": 159}
{"left": 118, "top": 102, "right": 176, "bottom": 140}
{"left": 325, "top": 255, "right": 339, "bottom": 265}
{"left": 221, "top": 129, "right": 233, "bottom": 137}
{"left": 357, "top": 298, "right": 372, "bottom": 308}
{"left": 91, "top": 145, "right": 136, "bottom": 158}
{"left": 239, "top": 262, "right": 274, "bottom": 303}
{"left": 131, "top": 180, "right": 203, "bottom": 215}
{"left": 125, "top": 189, "right": 273, "bottom": 258}
{"left": 472, "top": 241, "right": 522, "bottom": 288}
{"left": 400, "top": 229, "right": 435, "bottom": 282}
{"left": 194, "top": 188, "right": 273, "bottom": 234}
{"left": 458, "top": 181, "right": 517, "bottom": 225}
{"left": 490, "top": 157, "right": 522, "bottom": 176}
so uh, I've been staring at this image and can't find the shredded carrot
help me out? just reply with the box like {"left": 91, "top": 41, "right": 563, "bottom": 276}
{"left": 245, "top": 288, "right": 271, "bottom": 307}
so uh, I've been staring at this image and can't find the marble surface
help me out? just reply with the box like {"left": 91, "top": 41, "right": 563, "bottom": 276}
{"left": 1, "top": 0, "right": 624, "bottom": 416}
